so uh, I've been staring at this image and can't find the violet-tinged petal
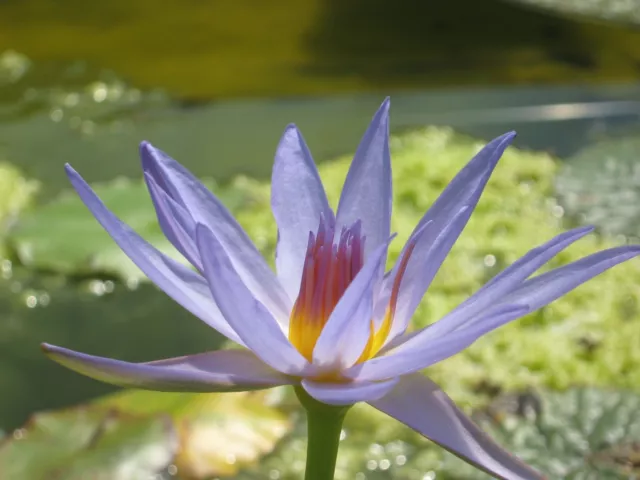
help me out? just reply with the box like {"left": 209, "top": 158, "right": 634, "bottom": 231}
{"left": 271, "top": 125, "right": 334, "bottom": 301}
{"left": 384, "top": 206, "right": 470, "bottom": 343}
{"left": 302, "top": 377, "right": 398, "bottom": 406}
{"left": 196, "top": 224, "right": 311, "bottom": 376}
{"left": 498, "top": 244, "right": 640, "bottom": 313}
{"left": 42, "top": 343, "right": 293, "bottom": 392}
{"left": 312, "top": 239, "right": 392, "bottom": 370}
{"left": 65, "top": 165, "right": 243, "bottom": 345}
{"left": 385, "top": 132, "right": 516, "bottom": 341}
{"left": 336, "top": 98, "right": 391, "bottom": 258}
{"left": 346, "top": 305, "right": 526, "bottom": 382}
{"left": 140, "top": 141, "right": 292, "bottom": 325}
{"left": 392, "top": 225, "right": 594, "bottom": 348}
{"left": 369, "top": 374, "right": 544, "bottom": 480}
{"left": 145, "top": 172, "right": 201, "bottom": 270}
{"left": 368, "top": 246, "right": 640, "bottom": 382}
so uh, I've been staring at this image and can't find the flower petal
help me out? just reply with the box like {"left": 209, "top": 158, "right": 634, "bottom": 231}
{"left": 369, "top": 374, "right": 544, "bottom": 480}
{"left": 312, "top": 238, "right": 392, "bottom": 370}
{"left": 499, "top": 244, "right": 640, "bottom": 313}
{"left": 196, "top": 224, "right": 311, "bottom": 376}
{"left": 302, "top": 377, "right": 398, "bottom": 406}
{"left": 145, "top": 172, "right": 201, "bottom": 270}
{"left": 391, "top": 225, "right": 594, "bottom": 348}
{"left": 140, "top": 141, "right": 292, "bottom": 325}
{"left": 271, "top": 125, "right": 334, "bottom": 301}
{"left": 346, "top": 304, "right": 526, "bottom": 382}
{"left": 42, "top": 343, "right": 293, "bottom": 392}
{"left": 355, "top": 243, "right": 640, "bottom": 382}
{"left": 384, "top": 132, "right": 516, "bottom": 341}
{"left": 65, "top": 165, "right": 243, "bottom": 345}
{"left": 336, "top": 98, "right": 391, "bottom": 258}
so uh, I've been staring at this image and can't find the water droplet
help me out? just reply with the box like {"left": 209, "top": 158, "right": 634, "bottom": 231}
{"left": 49, "top": 108, "right": 63, "bottom": 122}
{"left": 88, "top": 280, "right": 107, "bottom": 296}
{"left": 167, "top": 464, "right": 178, "bottom": 476}
{"left": 38, "top": 292, "right": 50, "bottom": 307}
{"left": 25, "top": 295, "right": 37, "bottom": 308}
{"left": 91, "top": 82, "right": 108, "bottom": 103}
{"left": 379, "top": 459, "right": 391, "bottom": 470}
{"left": 551, "top": 205, "right": 565, "bottom": 218}
{"left": 366, "top": 460, "right": 377, "bottom": 470}
{"left": 483, "top": 254, "right": 496, "bottom": 267}
{"left": 269, "top": 469, "right": 280, "bottom": 479}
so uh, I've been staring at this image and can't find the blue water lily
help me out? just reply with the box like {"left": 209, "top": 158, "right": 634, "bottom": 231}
{"left": 43, "top": 99, "right": 639, "bottom": 479}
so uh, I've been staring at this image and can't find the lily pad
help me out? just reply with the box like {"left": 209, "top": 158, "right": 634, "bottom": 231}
{"left": 94, "top": 388, "right": 291, "bottom": 479}
{"left": 0, "top": 406, "right": 177, "bottom": 480}
{"left": 505, "top": 0, "right": 640, "bottom": 25}
{"left": 440, "top": 387, "right": 640, "bottom": 479}
{"left": 555, "top": 135, "right": 640, "bottom": 241}
{"left": 8, "top": 176, "right": 266, "bottom": 281}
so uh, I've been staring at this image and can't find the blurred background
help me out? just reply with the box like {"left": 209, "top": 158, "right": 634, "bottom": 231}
{"left": 1, "top": 0, "right": 640, "bottom": 479}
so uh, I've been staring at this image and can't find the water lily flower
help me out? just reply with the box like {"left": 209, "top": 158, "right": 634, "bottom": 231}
{"left": 43, "top": 98, "right": 640, "bottom": 480}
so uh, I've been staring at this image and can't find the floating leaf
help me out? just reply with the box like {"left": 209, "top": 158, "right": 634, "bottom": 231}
{"left": 8, "top": 177, "right": 265, "bottom": 281}
{"left": 0, "top": 406, "right": 177, "bottom": 480}
{"left": 556, "top": 135, "right": 640, "bottom": 240}
{"left": 440, "top": 387, "right": 640, "bottom": 479}
{"left": 94, "top": 388, "right": 291, "bottom": 479}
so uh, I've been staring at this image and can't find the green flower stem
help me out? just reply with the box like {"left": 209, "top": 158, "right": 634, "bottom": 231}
{"left": 295, "top": 386, "right": 352, "bottom": 480}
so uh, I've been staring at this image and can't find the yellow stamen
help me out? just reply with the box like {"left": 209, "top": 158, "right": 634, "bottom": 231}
{"left": 288, "top": 218, "right": 415, "bottom": 366}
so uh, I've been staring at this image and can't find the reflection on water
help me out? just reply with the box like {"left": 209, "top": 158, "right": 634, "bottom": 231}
{"left": 1, "top": 0, "right": 640, "bottom": 98}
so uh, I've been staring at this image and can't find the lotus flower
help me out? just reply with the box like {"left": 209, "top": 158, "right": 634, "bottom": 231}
{"left": 42, "top": 99, "right": 640, "bottom": 479}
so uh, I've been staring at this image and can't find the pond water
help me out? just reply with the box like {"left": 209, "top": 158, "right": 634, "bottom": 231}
{"left": 2, "top": 1, "right": 640, "bottom": 478}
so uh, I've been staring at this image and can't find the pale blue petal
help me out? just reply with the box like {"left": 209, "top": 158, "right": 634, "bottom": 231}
{"left": 271, "top": 125, "right": 334, "bottom": 301}
{"left": 140, "top": 141, "right": 292, "bottom": 325}
{"left": 336, "top": 98, "right": 391, "bottom": 258}
{"left": 65, "top": 165, "right": 243, "bottom": 345}
{"left": 499, "top": 244, "right": 640, "bottom": 312}
{"left": 369, "top": 374, "right": 545, "bottom": 480}
{"left": 145, "top": 172, "right": 201, "bottom": 270}
{"left": 393, "top": 225, "right": 594, "bottom": 347}
{"left": 387, "top": 132, "right": 516, "bottom": 341}
{"left": 196, "top": 224, "right": 311, "bottom": 376}
{"left": 353, "top": 244, "right": 640, "bottom": 382}
{"left": 385, "top": 207, "right": 470, "bottom": 343}
{"left": 42, "top": 344, "right": 293, "bottom": 392}
{"left": 346, "top": 305, "right": 526, "bottom": 382}
{"left": 302, "top": 377, "right": 398, "bottom": 406}
{"left": 312, "top": 239, "right": 391, "bottom": 370}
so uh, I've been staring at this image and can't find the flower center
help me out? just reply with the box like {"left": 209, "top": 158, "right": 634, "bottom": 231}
{"left": 288, "top": 217, "right": 413, "bottom": 364}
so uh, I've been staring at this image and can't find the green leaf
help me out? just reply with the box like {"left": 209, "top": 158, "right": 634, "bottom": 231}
{"left": 8, "top": 176, "right": 265, "bottom": 281}
{"left": 440, "top": 387, "right": 640, "bottom": 479}
{"left": 556, "top": 135, "right": 640, "bottom": 240}
{"left": 94, "top": 388, "right": 291, "bottom": 479}
{"left": 0, "top": 406, "right": 176, "bottom": 480}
